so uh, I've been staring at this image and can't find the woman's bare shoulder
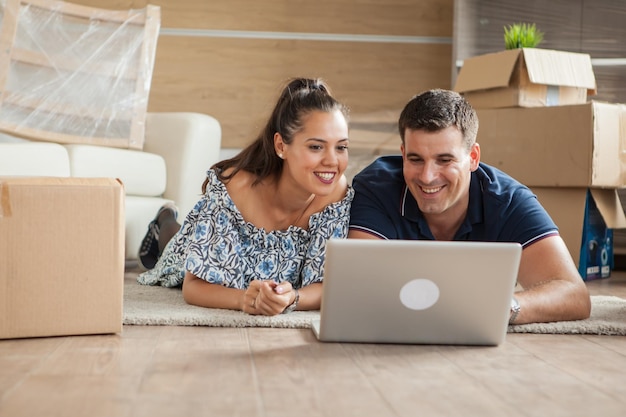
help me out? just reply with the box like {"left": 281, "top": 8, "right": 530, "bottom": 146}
{"left": 333, "top": 174, "right": 350, "bottom": 201}
{"left": 223, "top": 169, "right": 255, "bottom": 190}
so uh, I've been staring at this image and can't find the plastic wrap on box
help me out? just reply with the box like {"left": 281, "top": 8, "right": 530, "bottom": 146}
{"left": 0, "top": 0, "right": 160, "bottom": 149}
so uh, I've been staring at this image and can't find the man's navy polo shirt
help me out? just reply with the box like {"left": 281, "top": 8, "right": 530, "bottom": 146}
{"left": 349, "top": 155, "right": 558, "bottom": 248}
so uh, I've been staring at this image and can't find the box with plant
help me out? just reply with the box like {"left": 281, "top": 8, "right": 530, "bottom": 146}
{"left": 454, "top": 21, "right": 596, "bottom": 108}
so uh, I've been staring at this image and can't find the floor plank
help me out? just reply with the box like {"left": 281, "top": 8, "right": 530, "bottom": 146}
{"left": 512, "top": 334, "right": 626, "bottom": 402}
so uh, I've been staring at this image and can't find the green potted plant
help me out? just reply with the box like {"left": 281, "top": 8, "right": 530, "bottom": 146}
{"left": 503, "top": 23, "right": 544, "bottom": 49}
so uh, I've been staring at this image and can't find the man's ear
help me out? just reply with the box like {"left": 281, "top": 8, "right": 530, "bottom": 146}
{"left": 469, "top": 143, "right": 481, "bottom": 171}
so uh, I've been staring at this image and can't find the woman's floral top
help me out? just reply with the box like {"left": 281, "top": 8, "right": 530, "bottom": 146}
{"left": 137, "top": 169, "right": 354, "bottom": 289}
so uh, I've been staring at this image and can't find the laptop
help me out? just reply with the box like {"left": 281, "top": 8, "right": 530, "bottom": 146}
{"left": 311, "top": 239, "right": 522, "bottom": 346}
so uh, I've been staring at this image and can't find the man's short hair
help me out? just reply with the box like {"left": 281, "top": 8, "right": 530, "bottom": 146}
{"left": 398, "top": 89, "right": 479, "bottom": 150}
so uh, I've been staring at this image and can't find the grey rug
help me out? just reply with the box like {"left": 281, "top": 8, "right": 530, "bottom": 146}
{"left": 123, "top": 279, "right": 318, "bottom": 328}
{"left": 123, "top": 279, "right": 626, "bottom": 335}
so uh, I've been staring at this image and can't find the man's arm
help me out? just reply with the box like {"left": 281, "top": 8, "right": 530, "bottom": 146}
{"left": 513, "top": 235, "right": 591, "bottom": 324}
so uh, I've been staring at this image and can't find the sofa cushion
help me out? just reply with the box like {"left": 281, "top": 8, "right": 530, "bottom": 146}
{"left": 64, "top": 144, "right": 167, "bottom": 197}
{"left": 0, "top": 143, "right": 71, "bottom": 176}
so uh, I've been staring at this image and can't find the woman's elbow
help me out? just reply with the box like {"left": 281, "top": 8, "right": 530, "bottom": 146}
{"left": 181, "top": 272, "right": 200, "bottom": 305}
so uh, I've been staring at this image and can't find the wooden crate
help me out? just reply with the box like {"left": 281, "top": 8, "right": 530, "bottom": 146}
{"left": 0, "top": 0, "right": 160, "bottom": 149}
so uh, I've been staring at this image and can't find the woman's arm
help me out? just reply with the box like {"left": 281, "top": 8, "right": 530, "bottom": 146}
{"left": 255, "top": 281, "right": 323, "bottom": 315}
{"left": 182, "top": 271, "right": 246, "bottom": 311}
{"left": 289, "top": 282, "right": 322, "bottom": 311}
{"left": 182, "top": 272, "right": 323, "bottom": 315}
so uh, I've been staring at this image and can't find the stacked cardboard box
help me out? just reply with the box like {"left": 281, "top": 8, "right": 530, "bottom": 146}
{"left": 455, "top": 48, "right": 626, "bottom": 280}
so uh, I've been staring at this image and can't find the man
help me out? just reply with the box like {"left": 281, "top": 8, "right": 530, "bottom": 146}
{"left": 348, "top": 89, "right": 591, "bottom": 325}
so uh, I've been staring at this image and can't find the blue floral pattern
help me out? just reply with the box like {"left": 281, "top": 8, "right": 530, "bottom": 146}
{"left": 137, "top": 169, "right": 354, "bottom": 289}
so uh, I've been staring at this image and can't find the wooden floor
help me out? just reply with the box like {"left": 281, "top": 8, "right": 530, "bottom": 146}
{"left": 1, "top": 272, "right": 626, "bottom": 417}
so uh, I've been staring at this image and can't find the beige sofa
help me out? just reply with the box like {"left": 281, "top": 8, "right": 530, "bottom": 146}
{"left": 0, "top": 112, "right": 222, "bottom": 260}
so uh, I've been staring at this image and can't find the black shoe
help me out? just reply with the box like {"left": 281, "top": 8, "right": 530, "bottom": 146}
{"left": 138, "top": 203, "right": 178, "bottom": 270}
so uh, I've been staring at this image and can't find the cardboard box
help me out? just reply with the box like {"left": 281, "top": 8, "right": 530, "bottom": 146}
{"left": 531, "top": 187, "right": 626, "bottom": 280}
{"left": 477, "top": 102, "right": 626, "bottom": 188}
{"left": 454, "top": 48, "right": 596, "bottom": 108}
{"left": 0, "top": 177, "right": 125, "bottom": 339}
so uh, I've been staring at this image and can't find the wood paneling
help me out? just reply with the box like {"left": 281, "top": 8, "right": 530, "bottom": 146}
{"left": 149, "top": 36, "right": 452, "bottom": 148}
{"left": 161, "top": 0, "right": 452, "bottom": 36}
{"left": 68, "top": 0, "right": 453, "bottom": 36}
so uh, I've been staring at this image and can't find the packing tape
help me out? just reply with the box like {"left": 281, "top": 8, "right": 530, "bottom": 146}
{"left": 546, "top": 85, "right": 559, "bottom": 106}
{"left": 0, "top": 182, "right": 11, "bottom": 218}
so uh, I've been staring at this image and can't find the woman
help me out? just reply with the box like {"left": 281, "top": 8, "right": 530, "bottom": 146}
{"left": 137, "top": 77, "right": 353, "bottom": 316}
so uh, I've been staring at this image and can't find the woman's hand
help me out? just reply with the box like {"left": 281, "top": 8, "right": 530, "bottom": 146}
{"left": 242, "top": 280, "right": 296, "bottom": 316}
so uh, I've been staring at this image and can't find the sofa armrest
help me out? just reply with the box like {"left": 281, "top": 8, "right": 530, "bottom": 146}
{"left": 143, "top": 112, "right": 222, "bottom": 218}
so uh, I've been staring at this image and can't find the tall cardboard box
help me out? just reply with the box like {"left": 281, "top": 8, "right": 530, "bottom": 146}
{"left": 531, "top": 187, "right": 626, "bottom": 280}
{"left": 0, "top": 177, "right": 125, "bottom": 339}
{"left": 454, "top": 48, "right": 596, "bottom": 108}
{"left": 476, "top": 102, "right": 626, "bottom": 188}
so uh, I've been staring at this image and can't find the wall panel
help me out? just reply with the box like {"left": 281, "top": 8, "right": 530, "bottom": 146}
{"left": 72, "top": 0, "right": 452, "bottom": 36}
{"left": 151, "top": 36, "right": 452, "bottom": 148}
{"left": 159, "top": 0, "right": 452, "bottom": 36}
